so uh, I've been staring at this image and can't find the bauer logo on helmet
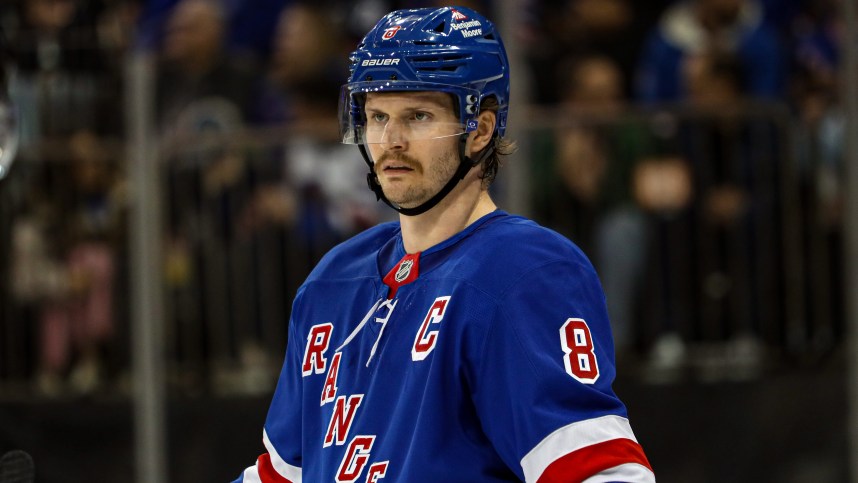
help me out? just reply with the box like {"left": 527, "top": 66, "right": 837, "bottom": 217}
{"left": 360, "top": 58, "right": 401, "bottom": 67}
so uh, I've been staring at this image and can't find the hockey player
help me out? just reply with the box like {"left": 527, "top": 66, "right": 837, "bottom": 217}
{"left": 235, "top": 6, "right": 654, "bottom": 482}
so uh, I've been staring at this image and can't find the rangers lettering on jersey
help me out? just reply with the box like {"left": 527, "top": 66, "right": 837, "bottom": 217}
{"left": 303, "top": 323, "right": 333, "bottom": 376}
{"left": 366, "top": 462, "right": 389, "bottom": 482}
{"left": 321, "top": 352, "right": 343, "bottom": 405}
{"left": 336, "top": 435, "right": 376, "bottom": 483}
{"left": 324, "top": 394, "right": 365, "bottom": 447}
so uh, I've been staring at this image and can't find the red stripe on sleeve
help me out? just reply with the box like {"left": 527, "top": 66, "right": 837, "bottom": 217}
{"left": 537, "top": 438, "right": 653, "bottom": 483}
{"left": 256, "top": 453, "right": 294, "bottom": 483}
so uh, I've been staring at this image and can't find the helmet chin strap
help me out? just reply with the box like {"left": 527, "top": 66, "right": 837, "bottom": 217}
{"left": 360, "top": 133, "right": 494, "bottom": 217}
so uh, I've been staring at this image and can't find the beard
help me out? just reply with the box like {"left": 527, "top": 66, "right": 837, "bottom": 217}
{"left": 375, "top": 146, "right": 460, "bottom": 208}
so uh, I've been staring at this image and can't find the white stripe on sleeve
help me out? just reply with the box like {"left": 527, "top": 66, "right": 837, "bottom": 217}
{"left": 520, "top": 415, "right": 639, "bottom": 482}
{"left": 263, "top": 429, "right": 303, "bottom": 482}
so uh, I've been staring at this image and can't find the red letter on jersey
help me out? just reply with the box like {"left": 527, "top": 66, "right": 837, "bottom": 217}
{"left": 336, "top": 435, "right": 375, "bottom": 483}
{"left": 303, "top": 323, "right": 333, "bottom": 377}
{"left": 324, "top": 394, "right": 364, "bottom": 448}
{"left": 412, "top": 296, "right": 450, "bottom": 361}
{"left": 366, "top": 461, "right": 389, "bottom": 482}
{"left": 560, "top": 318, "right": 600, "bottom": 384}
{"left": 321, "top": 352, "right": 343, "bottom": 406}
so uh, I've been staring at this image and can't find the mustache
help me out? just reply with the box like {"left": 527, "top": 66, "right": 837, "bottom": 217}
{"left": 376, "top": 153, "right": 421, "bottom": 170}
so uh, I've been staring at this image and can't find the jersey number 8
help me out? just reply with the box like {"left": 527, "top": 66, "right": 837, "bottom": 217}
{"left": 560, "top": 318, "right": 600, "bottom": 384}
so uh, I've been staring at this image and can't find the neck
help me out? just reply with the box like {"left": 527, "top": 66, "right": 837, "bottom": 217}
{"left": 398, "top": 183, "right": 496, "bottom": 254}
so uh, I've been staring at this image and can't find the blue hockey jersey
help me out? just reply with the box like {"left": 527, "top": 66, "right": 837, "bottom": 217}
{"left": 235, "top": 211, "right": 654, "bottom": 482}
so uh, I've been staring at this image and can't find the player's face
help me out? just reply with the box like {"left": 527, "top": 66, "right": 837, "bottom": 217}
{"left": 364, "top": 91, "right": 461, "bottom": 209}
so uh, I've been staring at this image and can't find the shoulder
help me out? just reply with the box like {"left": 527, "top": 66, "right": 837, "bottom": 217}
{"left": 451, "top": 213, "right": 598, "bottom": 296}
{"left": 482, "top": 214, "right": 586, "bottom": 260}
{"left": 305, "top": 221, "right": 399, "bottom": 283}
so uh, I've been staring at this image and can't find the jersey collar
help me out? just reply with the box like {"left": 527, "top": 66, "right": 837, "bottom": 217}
{"left": 377, "top": 209, "right": 507, "bottom": 294}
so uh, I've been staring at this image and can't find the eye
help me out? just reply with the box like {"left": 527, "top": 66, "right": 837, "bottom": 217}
{"left": 369, "top": 112, "right": 388, "bottom": 123}
{"left": 412, "top": 111, "right": 431, "bottom": 122}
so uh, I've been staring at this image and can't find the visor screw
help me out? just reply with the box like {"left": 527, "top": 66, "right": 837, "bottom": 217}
{"left": 390, "top": 74, "right": 397, "bottom": 80}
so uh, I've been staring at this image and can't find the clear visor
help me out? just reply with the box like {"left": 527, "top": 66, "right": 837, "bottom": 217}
{"left": 0, "top": 97, "right": 17, "bottom": 180}
{"left": 339, "top": 81, "right": 479, "bottom": 145}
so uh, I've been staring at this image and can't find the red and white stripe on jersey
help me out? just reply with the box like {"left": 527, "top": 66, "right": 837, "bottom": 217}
{"left": 241, "top": 429, "right": 303, "bottom": 483}
{"left": 520, "top": 415, "right": 653, "bottom": 483}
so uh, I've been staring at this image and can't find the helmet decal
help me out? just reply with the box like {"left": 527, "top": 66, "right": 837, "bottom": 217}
{"left": 449, "top": 10, "right": 483, "bottom": 38}
{"left": 450, "top": 8, "right": 468, "bottom": 20}
{"left": 382, "top": 26, "right": 402, "bottom": 39}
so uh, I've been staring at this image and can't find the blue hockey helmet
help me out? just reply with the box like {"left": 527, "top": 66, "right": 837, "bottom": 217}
{"left": 339, "top": 6, "right": 510, "bottom": 145}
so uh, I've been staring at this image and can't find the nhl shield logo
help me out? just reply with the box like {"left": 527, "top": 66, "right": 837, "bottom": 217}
{"left": 395, "top": 259, "right": 414, "bottom": 283}
{"left": 383, "top": 253, "right": 420, "bottom": 299}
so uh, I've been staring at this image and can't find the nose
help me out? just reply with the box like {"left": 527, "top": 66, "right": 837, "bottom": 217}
{"left": 379, "top": 119, "right": 408, "bottom": 151}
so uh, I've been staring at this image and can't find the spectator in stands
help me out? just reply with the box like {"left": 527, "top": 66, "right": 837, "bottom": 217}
{"left": 789, "top": 0, "right": 844, "bottom": 349}
{"left": 533, "top": 56, "right": 625, "bottom": 250}
{"left": 532, "top": 55, "right": 686, "bottom": 358}
{"left": 136, "top": 0, "right": 286, "bottom": 62}
{"left": 636, "top": 0, "right": 786, "bottom": 103}
{"left": 520, "top": 0, "right": 670, "bottom": 104}
{"left": 5, "top": 0, "right": 112, "bottom": 147}
{"left": 156, "top": 0, "right": 257, "bottom": 131}
{"left": 1, "top": 0, "right": 129, "bottom": 392}
{"left": 647, "top": 49, "right": 774, "bottom": 381}
{"left": 248, "top": 2, "right": 393, "bottom": 266}
{"left": 11, "top": 131, "right": 124, "bottom": 395}
{"left": 155, "top": 0, "right": 265, "bottom": 391}
{"left": 252, "top": 2, "right": 349, "bottom": 126}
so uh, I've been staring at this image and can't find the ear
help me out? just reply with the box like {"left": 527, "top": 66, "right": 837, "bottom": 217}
{"left": 467, "top": 109, "right": 496, "bottom": 155}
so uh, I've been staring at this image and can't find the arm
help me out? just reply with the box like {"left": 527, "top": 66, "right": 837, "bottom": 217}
{"left": 471, "top": 258, "right": 654, "bottom": 482}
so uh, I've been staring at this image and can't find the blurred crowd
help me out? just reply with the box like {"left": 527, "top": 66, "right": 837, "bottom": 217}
{"left": 0, "top": 0, "right": 846, "bottom": 396}
{"left": 523, "top": 0, "right": 843, "bottom": 382}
